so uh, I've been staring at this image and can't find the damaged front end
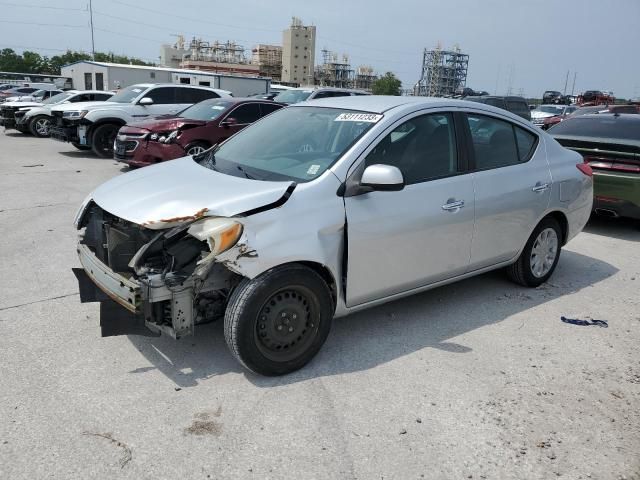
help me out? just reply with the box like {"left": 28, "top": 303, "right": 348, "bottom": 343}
{"left": 74, "top": 202, "right": 243, "bottom": 338}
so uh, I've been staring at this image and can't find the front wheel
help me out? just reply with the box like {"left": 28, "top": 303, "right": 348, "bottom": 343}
{"left": 224, "top": 264, "right": 334, "bottom": 376}
{"left": 91, "top": 123, "right": 119, "bottom": 158}
{"left": 185, "top": 141, "right": 210, "bottom": 156}
{"left": 29, "top": 115, "right": 52, "bottom": 137}
{"left": 506, "top": 217, "right": 562, "bottom": 287}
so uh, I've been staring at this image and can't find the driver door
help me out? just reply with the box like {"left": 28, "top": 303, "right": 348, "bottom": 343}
{"left": 344, "top": 111, "right": 475, "bottom": 307}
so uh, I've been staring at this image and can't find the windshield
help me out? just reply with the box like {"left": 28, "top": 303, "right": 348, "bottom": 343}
{"left": 43, "top": 92, "right": 73, "bottom": 105}
{"left": 535, "top": 106, "right": 565, "bottom": 115}
{"left": 109, "top": 85, "right": 147, "bottom": 104}
{"left": 550, "top": 116, "right": 640, "bottom": 141}
{"left": 197, "top": 106, "right": 380, "bottom": 182}
{"left": 273, "top": 89, "right": 313, "bottom": 104}
{"left": 178, "top": 99, "right": 233, "bottom": 120}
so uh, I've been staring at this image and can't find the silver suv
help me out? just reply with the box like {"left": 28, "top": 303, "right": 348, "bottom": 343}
{"left": 273, "top": 86, "right": 370, "bottom": 104}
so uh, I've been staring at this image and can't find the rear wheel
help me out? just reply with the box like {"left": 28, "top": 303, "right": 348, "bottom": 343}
{"left": 185, "top": 141, "right": 210, "bottom": 156}
{"left": 224, "top": 264, "right": 334, "bottom": 376}
{"left": 91, "top": 123, "right": 119, "bottom": 158}
{"left": 506, "top": 217, "right": 562, "bottom": 287}
{"left": 29, "top": 115, "right": 52, "bottom": 137}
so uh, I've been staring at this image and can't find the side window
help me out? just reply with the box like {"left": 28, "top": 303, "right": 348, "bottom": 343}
{"left": 328, "top": 91, "right": 351, "bottom": 97}
{"left": 364, "top": 113, "right": 458, "bottom": 185}
{"left": 485, "top": 98, "right": 506, "bottom": 109}
{"left": 260, "top": 103, "right": 283, "bottom": 117}
{"left": 227, "top": 103, "right": 262, "bottom": 124}
{"left": 96, "top": 93, "right": 113, "bottom": 101}
{"left": 514, "top": 126, "right": 537, "bottom": 162}
{"left": 466, "top": 114, "right": 520, "bottom": 170}
{"left": 176, "top": 88, "right": 219, "bottom": 103}
{"left": 312, "top": 91, "right": 331, "bottom": 99}
{"left": 147, "top": 87, "right": 177, "bottom": 104}
{"left": 70, "top": 94, "right": 90, "bottom": 102}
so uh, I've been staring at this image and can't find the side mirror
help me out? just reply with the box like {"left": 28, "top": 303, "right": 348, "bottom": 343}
{"left": 220, "top": 117, "right": 238, "bottom": 128}
{"left": 360, "top": 164, "right": 404, "bottom": 191}
{"left": 139, "top": 97, "right": 154, "bottom": 106}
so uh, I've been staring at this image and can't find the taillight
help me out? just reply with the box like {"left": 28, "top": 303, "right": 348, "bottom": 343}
{"left": 576, "top": 163, "right": 593, "bottom": 177}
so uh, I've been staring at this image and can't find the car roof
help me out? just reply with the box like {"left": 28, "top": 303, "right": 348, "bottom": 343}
{"left": 297, "top": 95, "right": 532, "bottom": 120}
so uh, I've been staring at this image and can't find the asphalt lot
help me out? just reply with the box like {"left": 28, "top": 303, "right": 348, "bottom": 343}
{"left": 0, "top": 131, "right": 638, "bottom": 480}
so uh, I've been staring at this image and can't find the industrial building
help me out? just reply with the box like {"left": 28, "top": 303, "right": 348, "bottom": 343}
{"left": 314, "top": 51, "right": 377, "bottom": 91}
{"left": 60, "top": 61, "right": 270, "bottom": 96}
{"left": 413, "top": 45, "right": 469, "bottom": 97}
{"left": 160, "top": 36, "right": 260, "bottom": 76}
{"left": 281, "top": 17, "right": 316, "bottom": 85}
{"left": 251, "top": 44, "right": 282, "bottom": 82}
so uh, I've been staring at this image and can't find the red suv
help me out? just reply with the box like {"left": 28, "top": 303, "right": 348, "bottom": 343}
{"left": 115, "top": 98, "right": 285, "bottom": 167}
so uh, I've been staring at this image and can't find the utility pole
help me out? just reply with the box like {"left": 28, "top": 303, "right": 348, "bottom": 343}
{"left": 89, "top": 0, "right": 95, "bottom": 60}
{"left": 571, "top": 72, "right": 577, "bottom": 96}
{"left": 563, "top": 70, "right": 569, "bottom": 95}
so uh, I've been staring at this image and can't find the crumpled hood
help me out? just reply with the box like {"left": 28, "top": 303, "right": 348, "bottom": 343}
{"left": 1, "top": 100, "right": 43, "bottom": 108}
{"left": 52, "top": 101, "right": 117, "bottom": 112}
{"left": 87, "top": 156, "right": 294, "bottom": 229}
{"left": 127, "top": 117, "right": 206, "bottom": 132}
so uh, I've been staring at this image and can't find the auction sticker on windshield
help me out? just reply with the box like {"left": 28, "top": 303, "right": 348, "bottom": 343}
{"left": 335, "top": 113, "right": 383, "bottom": 123}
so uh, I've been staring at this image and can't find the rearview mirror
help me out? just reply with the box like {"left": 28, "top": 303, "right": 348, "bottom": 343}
{"left": 220, "top": 117, "right": 238, "bottom": 128}
{"left": 360, "top": 164, "right": 404, "bottom": 191}
{"left": 139, "top": 97, "right": 154, "bottom": 106}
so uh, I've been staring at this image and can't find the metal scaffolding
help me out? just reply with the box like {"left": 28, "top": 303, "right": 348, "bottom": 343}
{"left": 314, "top": 49, "right": 355, "bottom": 88}
{"left": 414, "top": 45, "right": 469, "bottom": 97}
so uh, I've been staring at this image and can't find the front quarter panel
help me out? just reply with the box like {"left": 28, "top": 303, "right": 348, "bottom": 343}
{"left": 214, "top": 173, "right": 346, "bottom": 310}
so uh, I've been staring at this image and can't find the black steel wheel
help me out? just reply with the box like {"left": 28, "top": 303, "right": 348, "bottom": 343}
{"left": 224, "top": 264, "right": 334, "bottom": 376}
{"left": 91, "top": 123, "right": 119, "bottom": 158}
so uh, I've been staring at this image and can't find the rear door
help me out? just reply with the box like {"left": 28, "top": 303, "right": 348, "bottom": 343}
{"left": 139, "top": 86, "right": 181, "bottom": 117}
{"left": 344, "top": 110, "right": 475, "bottom": 306}
{"left": 176, "top": 87, "right": 220, "bottom": 112}
{"left": 463, "top": 111, "right": 551, "bottom": 269}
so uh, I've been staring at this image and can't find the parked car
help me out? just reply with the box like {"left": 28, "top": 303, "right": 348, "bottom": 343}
{"left": 0, "top": 91, "right": 63, "bottom": 131}
{"left": 3, "top": 88, "right": 62, "bottom": 103}
{"left": 273, "top": 86, "right": 370, "bottom": 104}
{"left": 0, "top": 86, "right": 39, "bottom": 102}
{"left": 49, "top": 83, "right": 231, "bottom": 157}
{"left": 464, "top": 96, "right": 531, "bottom": 120}
{"left": 530, "top": 105, "right": 578, "bottom": 129}
{"left": 542, "top": 90, "right": 568, "bottom": 105}
{"left": 73, "top": 96, "right": 592, "bottom": 375}
{"left": 550, "top": 114, "right": 640, "bottom": 221}
{"left": 249, "top": 92, "right": 280, "bottom": 101}
{"left": 15, "top": 90, "right": 114, "bottom": 137}
{"left": 115, "top": 98, "right": 285, "bottom": 167}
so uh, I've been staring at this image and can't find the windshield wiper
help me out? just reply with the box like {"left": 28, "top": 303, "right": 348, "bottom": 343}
{"left": 236, "top": 165, "right": 257, "bottom": 180}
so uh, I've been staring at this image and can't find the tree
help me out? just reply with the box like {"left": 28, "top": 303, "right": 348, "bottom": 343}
{"left": 0, "top": 49, "right": 154, "bottom": 76}
{"left": 371, "top": 72, "right": 402, "bottom": 96}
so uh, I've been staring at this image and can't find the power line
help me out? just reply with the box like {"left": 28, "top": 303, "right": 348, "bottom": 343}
{"left": 0, "top": 20, "right": 86, "bottom": 28}
{"left": 0, "top": 2, "right": 84, "bottom": 11}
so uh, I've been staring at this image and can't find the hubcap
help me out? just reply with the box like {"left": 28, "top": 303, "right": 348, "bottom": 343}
{"left": 530, "top": 228, "right": 558, "bottom": 278}
{"left": 255, "top": 287, "right": 320, "bottom": 362}
{"left": 187, "top": 145, "right": 206, "bottom": 155}
{"left": 35, "top": 118, "right": 50, "bottom": 135}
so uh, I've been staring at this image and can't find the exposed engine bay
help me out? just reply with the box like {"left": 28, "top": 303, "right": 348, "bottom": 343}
{"left": 76, "top": 203, "right": 241, "bottom": 338}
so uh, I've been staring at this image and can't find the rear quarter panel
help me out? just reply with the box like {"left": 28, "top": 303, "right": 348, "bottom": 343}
{"left": 544, "top": 134, "right": 593, "bottom": 241}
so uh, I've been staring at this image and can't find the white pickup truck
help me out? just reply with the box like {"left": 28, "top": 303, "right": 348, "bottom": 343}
{"left": 49, "top": 83, "right": 231, "bottom": 157}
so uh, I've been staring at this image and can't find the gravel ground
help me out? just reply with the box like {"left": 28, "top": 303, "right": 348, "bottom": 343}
{"left": 0, "top": 132, "right": 638, "bottom": 480}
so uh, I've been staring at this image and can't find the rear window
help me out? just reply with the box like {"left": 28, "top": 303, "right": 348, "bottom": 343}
{"left": 550, "top": 116, "right": 640, "bottom": 141}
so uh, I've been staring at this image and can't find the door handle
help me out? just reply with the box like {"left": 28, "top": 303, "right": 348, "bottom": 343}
{"left": 532, "top": 182, "right": 550, "bottom": 193}
{"left": 442, "top": 200, "right": 465, "bottom": 211}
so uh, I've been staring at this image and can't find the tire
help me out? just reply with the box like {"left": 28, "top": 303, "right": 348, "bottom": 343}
{"left": 90, "top": 123, "right": 119, "bottom": 158}
{"left": 506, "top": 217, "right": 562, "bottom": 287}
{"left": 72, "top": 143, "right": 91, "bottom": 151}
{"left": 29, "top": 115, "right": 52, "bottom": 137}
{"left": 224, "top": 264, "right": 334, "bottom": 376}
{"left": 185, "top": 141, "right": 210, "bottom": 156}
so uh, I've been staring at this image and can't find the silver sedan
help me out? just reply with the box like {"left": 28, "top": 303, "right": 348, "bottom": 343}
{"left": 74, "top": 96, "right": 594, "bottom": 375}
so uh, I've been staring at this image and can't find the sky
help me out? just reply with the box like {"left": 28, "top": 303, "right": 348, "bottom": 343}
{"left": 1, "top": 0, "right": 639, "bottom": 99}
